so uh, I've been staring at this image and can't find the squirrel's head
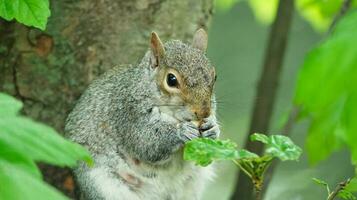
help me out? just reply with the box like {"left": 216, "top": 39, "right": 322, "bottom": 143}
{"left": 149, "top": 29, "right": 216, "bottom": 122}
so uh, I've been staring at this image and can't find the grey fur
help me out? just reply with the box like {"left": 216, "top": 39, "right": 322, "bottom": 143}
{"left": 65, "top": 37, "right": 220, "bottom": 200}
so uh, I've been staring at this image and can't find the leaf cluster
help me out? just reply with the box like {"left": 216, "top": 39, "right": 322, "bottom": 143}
{"left": 0, "top": 93, "right": 92, "bottom": 200}
{"left": 215, "top": 0, "right": 357, "bottom": 32}
{"left": 184, "top": 133, "right": 302, "bottom": 167}
{"left": 313, "top": 177, "right": 357, "bottom": 200}
{"left": 184, "top": 133, "right": 302, "bottom": 193}
{"left": 294, "top": 10, "right": 357, "bottom": 166}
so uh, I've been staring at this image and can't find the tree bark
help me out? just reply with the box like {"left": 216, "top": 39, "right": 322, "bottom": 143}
{"left": 230, "top": 0, "right": 294, "bottom": 200}
{"left": 0, "top": 0, "right": 213, "bottom": 198}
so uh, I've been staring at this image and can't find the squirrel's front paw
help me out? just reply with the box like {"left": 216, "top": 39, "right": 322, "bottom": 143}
{"left": 178, "top": 121, "right": 200, "bottom": 143}
{"left": 200, "top": 117, "right": 220, "bottom": 139}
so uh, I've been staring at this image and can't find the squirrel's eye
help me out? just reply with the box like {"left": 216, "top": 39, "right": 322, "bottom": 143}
{"left": 167, "top": 73, "right": 178, "bottom": 87}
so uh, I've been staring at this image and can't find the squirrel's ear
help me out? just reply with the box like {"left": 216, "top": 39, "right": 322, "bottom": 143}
{"left": 192, "top": 28, "right": 208, "bottom": 52}
{"left": 150, "top": 32, "right": 165, "bottom": 68}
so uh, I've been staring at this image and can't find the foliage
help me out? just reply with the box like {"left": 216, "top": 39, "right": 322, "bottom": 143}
{"left": 296, "top": 0, "right": 357, "bottom": 32}
{"left": 294, "top": 10, "right": 357, "bottom": 165}
{"left": 0, "top": 0, "right": 50, "bottom": 30}
{"left": 215, "top": 0, "right": 279, "bottom": 24}
{"left": 250, "top": 133, "right": 302, "bottom": 161}
{"left": 247, "top": 0, "right": 279, "bottom": 24}
{"left": 184, "top": 138, "right": 256, "bottom": 166}
{"left": 215, "top": 0, "right": 357, "bottom": 32}
{"left": 184, "top": 133, "right": 301, "bottom": 166}
{"left": 184, "top": 133, "right": 301, "bottom": 197}
{"left": 215, "top": 0, "right": 279, "bottom": 23}
{"left": 313, "top": 177, "right": 357, "bottom": 200}
{"left": 0, "top": 93, "right": 92, "bottom": 200}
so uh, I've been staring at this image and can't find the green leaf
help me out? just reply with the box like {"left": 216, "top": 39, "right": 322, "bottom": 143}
{"left": 294, "top": 10, "right": 357, "bottom": 165}
{"left": 312, "top": 177, "right": 329, "bottom": 186}
{"left": 244, "top": 0, "right": 357, "bottom": 32}
{"left": 0, "top": 93, "right": 22, "bottom": 117}
{"left": 183, "top": 138, "right": 260, "bottom": 167}
{"left": 250, "top": 133, "right": 269, "bottom": 144}
{"left": 251, "top": 133, "right": 302, "bottom": 161}
{"left": 265, "top": 135, "right": 302, "bottom": 161}
{"left": 297, "top": 0, "right": 357, "bottom": 32}
{"left": 0, "top": 93, "right": 92, "bottom": 199}
{"left": 0, "top": 92, "right": 93, "bottom": 167}
{"left": 343, "top": 92, "right": 357, "bottom": 167}
{"left": 338, "top": 189, "right": 357, "bottom": 200}
{"left": 0, "top": 0, "right": 51, "bottom": 30}
{"left": 184, "top": 138, "right": 240, "bottom": 166}
{"left": 296, "top": 0, "right": 342, "bottom": 32}
{"left": 0, "top": 140, "right": 41, "bottom": 179}
{"left": 0, "top": 159, "right": 68, "bottom": 200}
{"left": 215, "top": 0, "right": 278, "bottom": 24}
{"left": 0, "top": 117, "right": 93, "bottom": 167}
{"left": 248, "top": 0, "right": 278, "bottom": 24}
{"left": 345, "top": 178, "right": 357, "bottom": 192}
{"left": 237, "top": 149, "right": 259, "bottom": 159}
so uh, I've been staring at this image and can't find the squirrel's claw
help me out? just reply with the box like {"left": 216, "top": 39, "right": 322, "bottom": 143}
{"left": 200, "top": 116, "right": 220, "bottom": 139}
{"left": 181, "top": 132, "right": 200, "bottom": 142}
{"left": 200, "top": 117, "right": 215, "bottom": 131}
{"left": 201, "top": 125, "right": 220, "bottom": 139}
{"left": 178, "top": 122, "right": 200, "bottom": 142}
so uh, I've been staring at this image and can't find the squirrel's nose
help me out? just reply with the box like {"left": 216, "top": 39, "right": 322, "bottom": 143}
{"left": 191, "top": 100, "right": 211, "bottom": 120}
{"left": 193, "top": 107, "right": 211, "bottom": 120}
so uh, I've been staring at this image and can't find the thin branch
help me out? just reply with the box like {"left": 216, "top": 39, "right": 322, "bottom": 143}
{"left": 326, "top": 184, "right": 331, "bottom": 197}
{"left": 232, "top": 160, "right": 253, "bottom": 179}
{"left": 327, "top": 178, "right": 351, "bottom": 200}
{"left": 328, "top": 0, "right": 352, "bottom": 34}
{"left": 254, "top": 184, "right": 262, "bottom": 200}
{"left": 282, "top": 106, "right": 300, "bottom": 135}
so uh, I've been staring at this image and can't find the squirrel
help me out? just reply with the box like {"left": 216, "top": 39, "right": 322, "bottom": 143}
{"left": 65, "top": 29, "right": 220, "bottom": 200}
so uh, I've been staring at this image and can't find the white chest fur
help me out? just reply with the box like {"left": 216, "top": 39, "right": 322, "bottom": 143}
{"left": 89, "top": 154, "right": 214, "bottom": 200}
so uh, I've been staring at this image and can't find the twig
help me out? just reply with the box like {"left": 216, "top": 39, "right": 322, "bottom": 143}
{"left": 328, "top": 0, "right": 352, "bottom": 34}
{"left": 327, "top": 178, "right": 351, "bottom": 200}
{"left": 282, "top": 106, "right": 300, "bottom": 135}
{"left": 254, "top": 182, "right": 262, "bottom": 200}
{"left": 232, "top": 159, "right": 253, "bottom": 179}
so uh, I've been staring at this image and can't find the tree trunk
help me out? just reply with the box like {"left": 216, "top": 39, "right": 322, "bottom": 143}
{"left": 0, "top": 0, "right": 213, "bottom": 198}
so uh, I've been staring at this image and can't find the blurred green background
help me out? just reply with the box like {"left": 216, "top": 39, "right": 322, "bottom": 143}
{"left": 204, "top": 2, "right": 354, "bottom": 199}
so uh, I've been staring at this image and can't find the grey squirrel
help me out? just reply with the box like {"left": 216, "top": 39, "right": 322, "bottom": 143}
{"left": 65, "top": 29, "right": 220, "bottom": 200}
